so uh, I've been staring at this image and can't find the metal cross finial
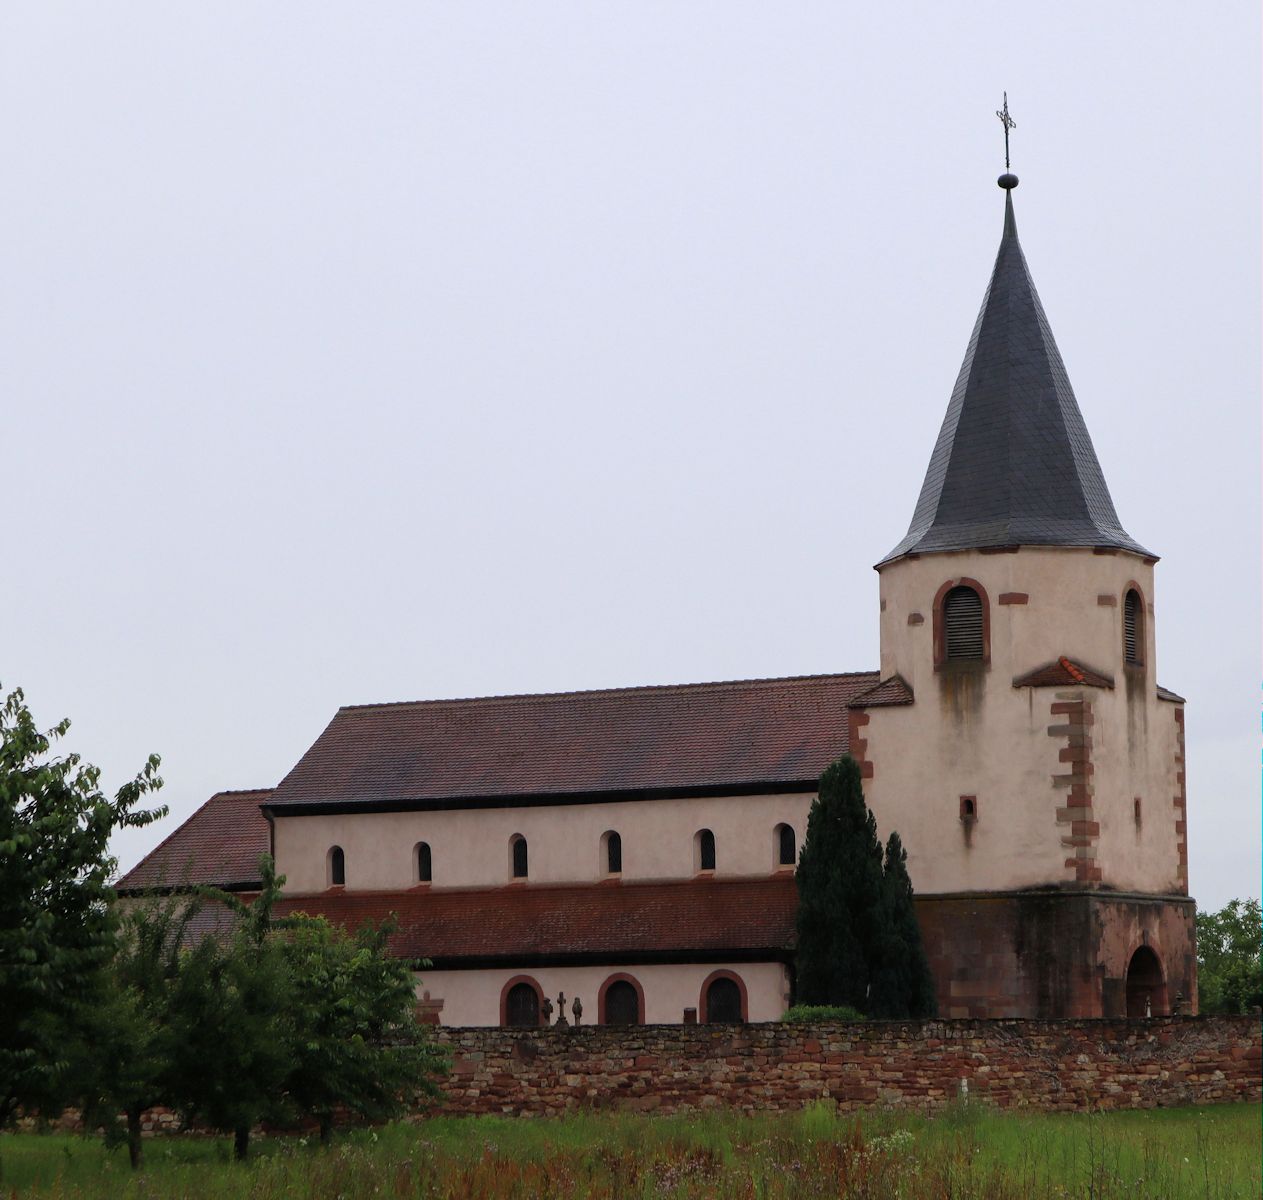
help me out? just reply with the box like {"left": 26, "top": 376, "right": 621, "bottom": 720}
{"left": 995, "top": 92, "right": 1016, "bottom": 171}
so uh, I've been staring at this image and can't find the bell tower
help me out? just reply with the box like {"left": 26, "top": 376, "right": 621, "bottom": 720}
{"left": 856, "top": 157, "right": 1196, "bottom": 1018}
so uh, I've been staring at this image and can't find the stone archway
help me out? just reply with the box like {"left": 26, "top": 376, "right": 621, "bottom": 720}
{"left": 1125, "top": 945, "right": 1167, "bottom": 1018}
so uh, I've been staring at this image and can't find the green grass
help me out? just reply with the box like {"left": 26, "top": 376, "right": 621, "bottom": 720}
{"left": 2, "top": 1103, "right": 1259, "bottom": 1199}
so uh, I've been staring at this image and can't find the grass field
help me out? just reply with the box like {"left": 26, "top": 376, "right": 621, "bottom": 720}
{"left": 2, "top": 1103, "right": 1259, "bottom": 1199}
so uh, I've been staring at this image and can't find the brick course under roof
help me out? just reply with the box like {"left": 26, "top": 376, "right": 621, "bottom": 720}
{"left": 266, "top": 673, "right": 879, "bottom": 812}
{"left": 273, "top": 876, "right": 798, "bottom": 965}
{"left": 115, "top": 789, "right": 272, "bottom": 893}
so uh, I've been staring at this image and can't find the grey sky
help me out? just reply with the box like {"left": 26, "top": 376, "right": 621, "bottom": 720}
{"left": 5, "top": 4, "right": 1259, "bottom": 909}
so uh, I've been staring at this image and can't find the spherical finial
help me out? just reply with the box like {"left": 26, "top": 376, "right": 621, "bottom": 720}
{"left": 998, "top": 173, "right": 1019, "bottom": 190}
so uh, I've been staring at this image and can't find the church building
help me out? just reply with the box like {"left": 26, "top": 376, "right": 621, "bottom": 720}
{"left": 117, "top": 172, "right": 1196, "bottom": 1025}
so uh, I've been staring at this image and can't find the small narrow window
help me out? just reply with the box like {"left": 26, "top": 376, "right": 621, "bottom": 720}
{"left": 960, "top": 795, "right": 977, "bottom": 822}
{"left": 696, "top": 829, "right": 716, "bottom": 873}
{"left": 604, "top": 831, "right": 622, "bottom": 875}
{"left": 1134, "top": 797, "right": 1143, "bottom": 828}
{"left": 416, "top": 841, "right": 432, "bottom": 883}
{"left": 776, "top": 824, "right": 796, "bottom": 867}
{"left": 1124, "top": 589, "right": 1143, "bottom": 666}
{"left": 511, "top": 835, "right": 528, "bottom": 879}
{"left": 329, "top": 845, "right": 345, "bottom": 887}
{"left": 943, "top": 585, "right": 984, "bottom": 661}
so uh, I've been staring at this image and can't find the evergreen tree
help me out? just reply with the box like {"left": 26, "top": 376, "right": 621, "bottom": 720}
{"left": 795, "top": 755, "right": 884, "bottom": 1010}
{"left": 868, "top": 832, "right": 938, "bottom": 1019}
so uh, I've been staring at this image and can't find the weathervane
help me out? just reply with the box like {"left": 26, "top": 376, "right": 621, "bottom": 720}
{"left": 995, "top": 92, "right": 1016, "bottom": 171}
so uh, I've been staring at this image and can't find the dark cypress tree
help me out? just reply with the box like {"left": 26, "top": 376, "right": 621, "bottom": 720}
{"left": 869, "top": 832, "right": 938, "bottom": 1018}
{"left": 794, "top": 755, "right": 885, "bottom": 1011}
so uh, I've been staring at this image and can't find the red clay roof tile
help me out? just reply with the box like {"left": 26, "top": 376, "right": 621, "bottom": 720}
{"left": 115, "top": 789, "right": 272, "bottom": 893}
{"left": 267, "top": 673, "right": 878, "bottom": 811}
{"left": 273, "top": 876, "right": 798, "bottom": 964}
{"left": 1011, "top": 658, "right": 1114, "bottom": 690}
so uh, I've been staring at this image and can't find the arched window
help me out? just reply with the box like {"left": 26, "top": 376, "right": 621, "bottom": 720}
{"left": 416, "top": 841, "right": 432, "bottom": 884}
{"left": 695, "top": 829, "right": 716, "bottom": 873}
{"left": 600, "top": 977, "right": 642, "bottom": 1025}
{"left": 502, "top": 979, "right": 542, "bottom": 1027}
{"left": 775, "top": 823, "right": 796, "bottom": 868}
{"left": 942, "top": 584, "right": 985, "bottom": 661}
{"left": 328, "top": 846, "right": 345, "bottom": 888}
{"left": 703, "top": 973, "right": 745, "bottom": 1023}
{"left": 603, "top": 830, "right": 622, "bottom": 876}
{"left": 1123, "top": 588, "right": 1144, "bottom": 666}
{"left": 510, "top": 835, "right": 528, "bottom": 879}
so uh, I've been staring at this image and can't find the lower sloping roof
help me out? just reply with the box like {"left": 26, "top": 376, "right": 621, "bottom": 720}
{"left": 273, "top": 876, "right": 799, "bottom": 967}
{"left": 114, "top": 789, "right": 272, "bottom": 894}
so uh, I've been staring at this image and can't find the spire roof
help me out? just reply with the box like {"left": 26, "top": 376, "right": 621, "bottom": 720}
{"left": 880, "top": 184, "right": 1153, "bottom": 566}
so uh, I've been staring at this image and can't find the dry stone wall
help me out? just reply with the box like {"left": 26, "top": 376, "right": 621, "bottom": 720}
{"left": 435, "top": 1017, "right": 1261, "bottom": 1117}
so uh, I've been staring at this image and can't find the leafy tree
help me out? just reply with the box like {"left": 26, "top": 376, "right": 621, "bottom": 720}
{"left": 1196, "top": 898, "right": 1262, "bottom": 1015}
{"left": 868, "top": 832, "right": 938, "bottom": 1019}
{"left": 62, "top": 894, "right": 201, "bottom": 1168}
{"left": 795, "top": 755, "right": 884, "bottom": 1010}
{"left": 0, "top": 686, "right": 164, "bottom": 1126}
{"left": 168, "top": 859, "right": 297, "bottom": 1160}
{"left": 281, "top": 915, "right": 447, "bottom": 1143}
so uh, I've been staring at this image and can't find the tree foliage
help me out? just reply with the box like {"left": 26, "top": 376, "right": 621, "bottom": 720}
{"left": 282, "top": 915, "right": 447, "bottom": 1143}
{"left": 1196, "top": 898, "right": 1262, "bottom": 1016}
{"left": 795, "top": 755, "right": 937, "bottom": 1018}
{"left": 0, "top": 686, "right": 164, "bottom": 1125}
{"left": 61, "top": 894, "right": 202, "bottom": 1167}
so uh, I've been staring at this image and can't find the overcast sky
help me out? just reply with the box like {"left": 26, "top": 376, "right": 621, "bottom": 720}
{"left": 4, "top": 4, "right": 1258, "bottom": 910}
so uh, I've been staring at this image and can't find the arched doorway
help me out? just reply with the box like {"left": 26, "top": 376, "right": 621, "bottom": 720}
{"left": 1125, "top": 946, "right": 1167, "bottom": 1018}
{"left": 705, "top": 975, "right": 744, "bottom": 1023}
{"left": 504, "top": 981, "right": 541, "bottom": 1027}
{"left": 603, "top": 980, "right": 640, "bottom": 1025}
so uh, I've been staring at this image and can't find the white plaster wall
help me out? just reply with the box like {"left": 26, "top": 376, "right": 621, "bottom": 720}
{"left": 869, "top": 547, "right": 1183, "bottom": 895}
{"left": 414, "top": 960, "right": 791, "bottom": 1026}
{"left": 273, "top": 793, "right": 812, "bottom": 893}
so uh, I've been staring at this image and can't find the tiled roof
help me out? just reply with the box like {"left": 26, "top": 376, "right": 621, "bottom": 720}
{"left": 1012, "top": 657, "right": 1114, "bottom": 690}
{"left": 1156, "top": 685, "right": 1186, "bottom": 704}
{"left": 849, "top": 675, "right": 914, "bottom": 708}
{"left": 273, "top": 876, "right": 798, "bottom": 965}
{"left": 267, "top": 673, "right": 879, "bottom": 812}
{"left": 115, "top": 789, "right": 272, "bottom": 893}
{"left": 881, "top": 188, "right": 1153, "bottom": 565}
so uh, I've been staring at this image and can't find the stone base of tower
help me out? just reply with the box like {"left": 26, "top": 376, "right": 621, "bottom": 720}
{"left": 915, "top": 891, "right": 1197, "bottom": 1019}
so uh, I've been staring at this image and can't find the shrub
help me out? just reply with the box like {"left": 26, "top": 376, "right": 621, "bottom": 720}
{"left": 780, "top": 1004, "right": 866, "bottom": 1023}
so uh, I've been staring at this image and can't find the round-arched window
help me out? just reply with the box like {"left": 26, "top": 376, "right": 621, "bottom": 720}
{"left": 416, "top": 841, "right": 432, "bottom": 883}
{"left": 695, "top": 829, "right": 716, "bottom": 873}
{"left": 328, "top": 846, "right": 345, "bottom": 887}
{"left": 603, "top": 831, "right": 622, "bottom": 876}
{"left": 1123, "top": 589, "right": 1144, "bottom": 666}
{"left": 510, "top": 835, "right": 528, "bottom": 879}
{"left": 942, "top": 585, "right": 984, "bottom": 661}
{"left": 775, "top": 823, "right": 796, "bottom": 868}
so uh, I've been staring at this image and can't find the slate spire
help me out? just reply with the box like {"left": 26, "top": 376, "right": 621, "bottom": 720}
{"left": 880, "top": 181, "right": 1153, "bottom": 565}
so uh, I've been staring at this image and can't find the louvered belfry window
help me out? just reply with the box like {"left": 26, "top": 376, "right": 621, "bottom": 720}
{"left": 1124, "top": 590, "right": 1143, "bottom": 665}
{"left": 943, "top": 585, "right": 984, "bottom": 661}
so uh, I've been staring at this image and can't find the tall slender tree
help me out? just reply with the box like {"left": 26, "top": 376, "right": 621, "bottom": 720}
{"left": 795, "top": 755, "right": 884, "bottom": 1009}
{"left": 868, "top": 832, "right": 938, "bottom": 1018}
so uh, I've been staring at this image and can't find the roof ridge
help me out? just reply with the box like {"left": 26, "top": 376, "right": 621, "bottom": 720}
{"left": 336, "top": 671, "right": 880, "bottom": 714}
